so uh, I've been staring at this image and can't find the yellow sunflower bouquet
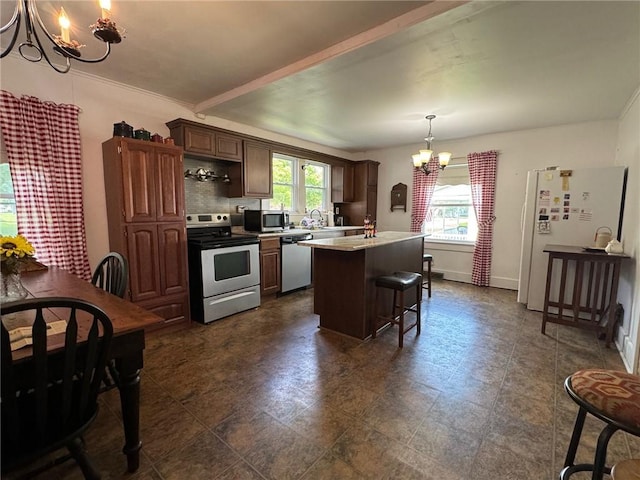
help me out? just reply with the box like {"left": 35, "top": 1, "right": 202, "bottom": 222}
{"left": 1, "top": 235, "right": 35, "bottom": 275}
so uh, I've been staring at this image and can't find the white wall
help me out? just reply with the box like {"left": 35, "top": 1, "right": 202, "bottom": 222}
{"left": 364, "top": 121, "right": 620, "bottom": 289}
{"left": 0, "top": 55, "right": 355, "bottom": 269}
{"left": 614, "top": 87, "right": 640, "bottom": 374}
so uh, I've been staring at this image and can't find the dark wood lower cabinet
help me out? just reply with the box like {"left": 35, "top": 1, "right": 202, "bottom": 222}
{"left": 260, "top": 237, "right": 281, "bottom": 296}
{"left": 137, "top": 293, "right": 190, "bottom": 332}
{"left": 124, "top": 223, "right": 189, "bottom": 329}
{"left": 126, "top": 224, "right": 162, "bottom": 303}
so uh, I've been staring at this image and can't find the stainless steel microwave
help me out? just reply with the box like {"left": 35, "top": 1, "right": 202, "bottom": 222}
{"left": 243, "top": 210, "right": 290, "bottom": 232}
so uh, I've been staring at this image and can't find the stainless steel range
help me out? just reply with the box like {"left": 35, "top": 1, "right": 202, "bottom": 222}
{"left": 187, "top": 213, "right": 260, "bottom": 323}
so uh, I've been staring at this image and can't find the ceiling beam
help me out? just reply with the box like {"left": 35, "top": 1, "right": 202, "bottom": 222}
{"left": 194, "top": 1, "right": 468, "bottom": 114}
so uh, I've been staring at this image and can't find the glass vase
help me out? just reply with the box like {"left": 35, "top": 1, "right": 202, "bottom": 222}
{"left": 0, "top": 270, "right": 28, "bottom": 304}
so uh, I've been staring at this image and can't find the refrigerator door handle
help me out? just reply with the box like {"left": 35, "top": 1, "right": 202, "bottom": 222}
{"left": 520, "top": 202, "right": 526, "bottom": 232}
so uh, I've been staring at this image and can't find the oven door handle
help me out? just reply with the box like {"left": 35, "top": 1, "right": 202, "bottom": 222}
{"left": 200, "top": 238, "right": 259, "bottom": 249}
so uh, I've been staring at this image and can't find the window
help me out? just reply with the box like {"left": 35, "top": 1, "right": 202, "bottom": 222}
{"left": 271, "top": 155, "right": 295, "bottom": 211}
{"left": 0, "top": 161, "right": 18, "bottom": 236}
{"left": 303, "top": 163, "right": 326, "bottom": 211}
{"left": 423, "top": 159, "right": 477, "bottom": 243}
{"left": 267, "top": 153, "right": 329, "bottom": 213}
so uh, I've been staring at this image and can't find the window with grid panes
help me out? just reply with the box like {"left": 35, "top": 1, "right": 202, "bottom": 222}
{"left": 267, "top": 153, "right": 328, "bottom": 213}
{"left": 422, "top": 158, "right": 478, "bottom": 243}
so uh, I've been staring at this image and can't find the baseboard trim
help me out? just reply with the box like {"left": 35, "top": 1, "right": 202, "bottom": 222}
{"left": 434, "top": 269, "right": 518, "bottom": 290}
{"left": 490, "top": 276, "right": 518, "bottom": 290}
{"left": 436, "top": 270, "right": 471, "bottom": 284}
{"left": 619, "top": 335, "right": 636, "bottom": 373}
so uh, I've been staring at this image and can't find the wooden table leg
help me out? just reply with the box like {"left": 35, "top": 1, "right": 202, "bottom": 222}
{"left": 572, "top": 259, "right": 584, "bottom": 321}
{"left": 558, "top": 258, "right": 568, "bottom": 323}
{"left": 115, "top": 353, "right": 143, "bottom": 472}
{"left": 605, "top": 260, "right": 622, "bottom": 348}
{"left": 542, "top": 254, "right": 555, "bottom": 334}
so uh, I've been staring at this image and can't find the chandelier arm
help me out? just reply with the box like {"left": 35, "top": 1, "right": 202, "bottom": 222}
{"left": 29, "top": 0, "right": 112, "bottom": 64}
{"left": 69, "top": 43, "right": 112, "bottom": 64}
{"left": 0, "top": 12, "right": 21, "bottom": 58}
{"left": 24, "top": 10, "right": 71, "bottom": 73}
{"left": 26, "top": 0, "right": 59, "bottom": 49}
{"left": 0, "top": 0, "right": 20, "bottom": 34}
{"left": 39, "top": 48, "right": 72, "bottom": 74}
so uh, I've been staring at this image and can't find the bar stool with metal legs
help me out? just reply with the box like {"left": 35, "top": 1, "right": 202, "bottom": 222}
{"left": 422, "top": 253, "right": 432, "bottom": 298}
{"left": 560, "top": 369, "right": 640, "bottom": 480}
{"left": 371, "top": 271, "right": 422, "bottom": 348}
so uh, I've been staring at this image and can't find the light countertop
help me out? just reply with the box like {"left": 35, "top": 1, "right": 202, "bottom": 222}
{"left": 297, "top": 231, "right": 426, "bottom": 251}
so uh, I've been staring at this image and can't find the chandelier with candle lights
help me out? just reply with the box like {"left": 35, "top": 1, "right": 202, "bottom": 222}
{"left": 1, "top": 0, "right": 124, "bottom": 74}
{"left": 411, "top": 115, "right": 452, "bottom": 176}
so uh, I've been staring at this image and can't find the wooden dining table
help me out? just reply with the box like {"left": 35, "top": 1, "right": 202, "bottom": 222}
{"left": 5, "top": 266, "right": 167, "bottom": 472}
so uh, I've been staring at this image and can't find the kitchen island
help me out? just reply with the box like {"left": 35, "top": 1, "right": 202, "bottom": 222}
{"left": 298, "top": 231, "right": 425, "bottom": 339}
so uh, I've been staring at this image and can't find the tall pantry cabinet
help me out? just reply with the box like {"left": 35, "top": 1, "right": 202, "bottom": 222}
{"left": 102, "top": 137, "right": 189, "bottom": 331}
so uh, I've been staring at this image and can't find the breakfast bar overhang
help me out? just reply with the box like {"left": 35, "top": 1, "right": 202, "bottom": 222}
{"left": 298, "top": 231, "right": 426, "bottom": 340}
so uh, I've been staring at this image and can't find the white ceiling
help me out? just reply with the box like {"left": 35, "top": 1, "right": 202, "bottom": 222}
{"left": 2, "top": 1, "right": 639, "bottom": 152}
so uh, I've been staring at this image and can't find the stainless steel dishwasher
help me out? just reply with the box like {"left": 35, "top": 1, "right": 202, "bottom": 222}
{"left": 280, "top": 233, "right": 313, "bottom": 293}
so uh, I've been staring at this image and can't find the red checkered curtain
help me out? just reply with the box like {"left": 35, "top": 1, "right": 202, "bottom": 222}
{"left": 410, "top": 157, "right": 440, "bottom": 232}
{"left": 468, "top": 150, "right": 498, "bottom": 286}
{"left": 0, "top": 90, "right": 91, "bottom": 279}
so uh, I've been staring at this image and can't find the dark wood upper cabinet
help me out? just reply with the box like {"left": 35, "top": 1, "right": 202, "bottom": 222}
{"left": 228, "top": 141, "right": 273, "bottom": 198}
{"left": 184, "top": 125, "right": 215, "bottom": 156}
{"left": 331, "top": 164, "right": 354, "bottom": 203}
{"left": 119, "top": 141, "right": 157, "bottom": 223}
{"left": 338, "top": 160, "right": 379, "bottom": 226}
{"left": 216, "top": 132, "right": 243, "bottom": 161}
{"left": 155, "top": 148, "right": 186, "bottom": 222}
{"left": 166, "top": 118, "right": 242, "bottom": 162}
{"left": 166, "top": 118, "right": 371, "bottom": 203}
{"left": 367, "top": 161, "right": 378, "bottom": 186}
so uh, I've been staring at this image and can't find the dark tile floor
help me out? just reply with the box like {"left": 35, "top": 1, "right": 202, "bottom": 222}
{"left": 14, "top": 278, "right": 639, "bottom": 479}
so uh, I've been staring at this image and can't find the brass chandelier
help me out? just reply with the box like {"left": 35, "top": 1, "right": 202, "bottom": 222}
{"left": 412, "top": 114, "right": 452, "bottom": 175}
{"left": 1, "top": 0, "right": 124, "bottom": 74}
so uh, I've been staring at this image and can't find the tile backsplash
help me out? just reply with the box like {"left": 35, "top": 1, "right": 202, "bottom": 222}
{"left": 184, "top": 157, "right": 260, "bottom": 215}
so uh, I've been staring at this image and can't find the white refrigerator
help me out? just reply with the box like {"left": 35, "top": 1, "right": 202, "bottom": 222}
{"left": 517, "top": 166, "right": 627, "bottom": 311}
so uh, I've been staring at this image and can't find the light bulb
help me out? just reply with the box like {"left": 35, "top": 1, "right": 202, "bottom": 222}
{"left": 419, "top": 149, "right": 433, "bottom": 162}
{"left": 58, "top": 8, "right": 71, "bottom": 43}
{"left": 100, "top": 0, "right": 112, "bottom": 19}
{"left": 438, "top": 152, "right": 452, "bottom": 168}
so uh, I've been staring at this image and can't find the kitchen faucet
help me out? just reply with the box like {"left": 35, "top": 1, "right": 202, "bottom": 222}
{"left": 309, "top": 209, "right": 324, "bottom": 227}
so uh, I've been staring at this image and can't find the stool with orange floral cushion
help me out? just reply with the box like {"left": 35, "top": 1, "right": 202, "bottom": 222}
{"left": 560, "top": 369, "right": 640, "bottom": 480}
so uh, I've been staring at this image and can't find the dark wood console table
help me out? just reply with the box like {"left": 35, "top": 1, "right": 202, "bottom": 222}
{"left": 542, "top": 244, "right": 630, "bottom": 347}
{"left": 8, "top": 267, "right": 166, "bottom": 472}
